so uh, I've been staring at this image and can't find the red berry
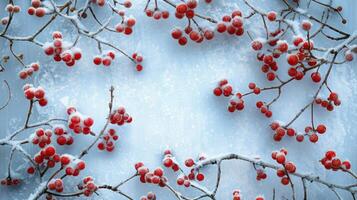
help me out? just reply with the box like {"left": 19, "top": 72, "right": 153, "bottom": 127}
{"left": 213, "top": 87, "right": 222, "bottom": 96}
{"left": 311, "top": 72, "right": 321, "bottom": 83}
{"left": 267, "top": 11, "right": 277, "bottom": 21}
{"left": 316, "top": 124, "right": 326, "bottom": 134}
{"left": 185, "top": 158, "right": 195, "bottom": 167}
{"left": 287, "top": 54, "right": 299, "bottom": 66}
{"left": 176, "top": 3, "right": 188, "bottom": 14}
{"left": 281, "top": 177, "right": 290, "bottom": 185}
{"left": 196, "top": 173, "right": 204, "bottom": 181}
{"left": 276, "top": 153, "right": 286, "bottom": 164}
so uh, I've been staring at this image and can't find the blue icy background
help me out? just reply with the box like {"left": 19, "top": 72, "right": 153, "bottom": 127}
{"left": 0, "top": 0, "right": 356, "bottom": 199}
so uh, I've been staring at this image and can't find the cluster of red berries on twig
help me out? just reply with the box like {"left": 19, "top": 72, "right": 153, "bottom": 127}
{"left": 23, "top": 84, "right": 48, "bottom": 106}
{"left": 140, "top": 192, "right": 156, "bottom": 200}
{"left": 31, "top": 128, "right": 52, "bottom": 148}
{"left": 213, "top": 79, "right": 233, "bottom": 97}
{"left": 175, "top": 0, "right": 198, "bottom": 20}
{"left": 5, "top": 4, "right": 21, "bottom": 14}
{"left": 216, "top": 10, "right": 244, "bottom": 36}
{"left": 115, "top": 16, "right": 136, "bottom": 35}
{"left": 167, "top": 0, "right": 215, "bottom": 45}
{"left": 270, "top": 121, "right": 327, "bottom": 143}
{"left": 18, "top": 62, "right": 40, "bottom": 80}
{"left": 255, "top": 168, "right": 267, "bottom": 181}
{"left": 110, "top": 106, "right": 132, "bottom": 125}
{"left": 320, "top": 150, "right": 351, "bottom": 171}
{"left": 162, "top": 150, "right": 180, "bottom": 171}
{"left": 135, "top": 163, "right": 167, "bottom": 187}
{"left": 145, "top": 8, "right": 169, "bottom": 20}
{"left": 132, "top": 53, "right": 144, "bottom": 71}
{"left": 53, "top": 126, "right": 74, "bottom": 146}
{"left": 33, "top": 146, "right": 61, "bottom": 168}
{"left": 163, "top": 150, "right": 206, "bottom": 188}
{"left": 214, "top": 79, "right": 246, "bottom": 113}
{"left": 93, "top": 51, "right": 116, "bottom": 67}
{"left": 252, "top": 36, "right": 289, "bottom": 82}
{"left": 0, "top": 178, "right": 20, "bottom": 186}
{"left": 78, "top": 176, "right": 97, "bottom": 197}
{"left": 1, "top": 4, "right": 20, "bottom": 25}
{"left": 272, "top": 149, "right": 296, "bottom": 186}
{"left": 43, "top": 31, "right": 82, "bottom": 67}
{"left": 47, "top": 178, "right": 64, "bottom": 193}
{"left": 315, "top": 92, "right": 341, "bottom": 111}
{"left": 256, "top": 101, "right": 273, "bottom": 118}
{"left": 27, "top": 0, "right": 47, "bottom": 17}
{"left": 60, "top": 154, "right": 86, "bottom": 176}
{"left": 170, "top": 26, "right": 214, "bottom": 46}
{"left": 67, "top": 107, "right": 94, "bottom": 135}
{"left": 97, "top": 129, "right": 119, "bottom": 152}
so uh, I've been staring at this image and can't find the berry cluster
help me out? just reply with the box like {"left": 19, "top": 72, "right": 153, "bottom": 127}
{"left": 145, "top": 8, "right": 169, "bottom": 20}
{"left": 47, "top": 179, "right": 64, "bottom": 193}
{"left": 255, "top": 168, "right": 267, "bottom": 181}
{"left": 0, "top": 178, "right": 20, "bottom": 186}
{"left": 109, "top": 106, "right": 132, "bottom": 125}
{"left": 315, "top": 92, "right": 341, "bottom": 111}
{"left": 43, "top": 31, "right": 82, "bottom": 67}
{"left": 213, "top": 79, "right": 247, "bottom": 113}
{"left": 23, "top": 84, "right": 48, "bottom": 106}
{"left": 162, "top": 150, "right": 180, "bottom": 171}
{"left": 140, "top": 192, "right": 156, "bottom": 200}
{"left": 60, "top": 154, "right": 86, "bottom": 176}
{"left": 271, "top": 149, "right": 296, "bottom": 186}
{"left": 216, "top": 10, "right": 244, "bottom": 36}
{"left": 135, "top": 163, "right": 167, "bottom": 187}
{"left": 27, "top": 0, "right": 46, "bottom": 17}
{"left": 171, "top": 26, "right": 215, "bottom": 46}
{"left": 67, "top": 107, "right": 94, "bottom": 134}
{"left": 227, "top": 93, "right": 245, "bottom": 113}
{"left": 115, "top": 16, "right": 136, "bottom": 35}
{"left": 33, "top": 146, "right": 61, "bottom": 168}
{"left": 132, "top": 52, "right": 144, "bottom": 71}
{"left": 303, "top": 124, "right": 326, "bottom": 143}
{"left": 248, "top": 82, "right": 261, "bottom": 95}
{"left": 97, "top": 129, "right": 119, "bottom": 152}
{"left": 5, "top": 4, "right": 21, "bottom": 14}
{"left": 270, "top": 122, "right": 298, "bottom": 142}
{"left": 18, "top": 62, "right": 40, "bottom": 80}
{"left": 286, "top": 37, "right": 315, "bottom": 81}
{"left": 320, "top": 151, "right": 351, "bottom": 171}
{"left": 31, "top": 128, "right": 52, "bottom": 148}
{"left": 270, "top": 121, "right": 326, "bottom": 143}
{"left": 256, "top": 101, "right": 272, "bottom": 118}
{"left": 183, "top": 158, "right": 205, "bottom": 183}
{"left": 78, "top": 176, "right": 97, "bottom": 197}
{"left": 213, "top": 79, "right": 233, "bottom": 97}
{"left": 162, "top": 150, "right": 206, "bottom": 188}
{"left": 53, "top": 126, "right": 74, "bottom": 146}
{"left": 175, "top": 1, "right": 198, "bottom": 20}
{"left": 93, "top": 51, "right": 116, "bottom": 67}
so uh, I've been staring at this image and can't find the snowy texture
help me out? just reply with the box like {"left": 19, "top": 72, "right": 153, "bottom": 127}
{"left": 1, "top": 0, "right": 357, "bottom": 199}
